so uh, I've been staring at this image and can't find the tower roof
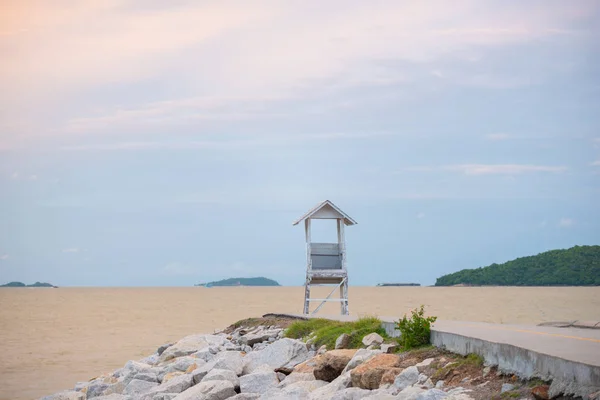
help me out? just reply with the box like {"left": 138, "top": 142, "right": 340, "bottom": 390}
{"left": 293, "top": 200, "right": 357, "bottom": 226}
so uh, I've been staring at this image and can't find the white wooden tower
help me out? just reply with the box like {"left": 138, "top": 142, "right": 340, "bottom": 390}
{"left": 293, "top": 200, "right": 357, "bottom": 315}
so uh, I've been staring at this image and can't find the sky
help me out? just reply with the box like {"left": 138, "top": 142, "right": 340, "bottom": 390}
{"left": 0, "top": 0, "right": 599, "bottom": 287}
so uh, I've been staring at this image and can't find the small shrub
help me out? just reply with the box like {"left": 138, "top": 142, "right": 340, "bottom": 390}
{"left": 396, "top": 305, "right": 437, "bottom": 349}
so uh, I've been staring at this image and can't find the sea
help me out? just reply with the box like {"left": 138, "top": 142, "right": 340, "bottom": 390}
{"left": 1, "top": 286, "right": 598, "bottom": 400}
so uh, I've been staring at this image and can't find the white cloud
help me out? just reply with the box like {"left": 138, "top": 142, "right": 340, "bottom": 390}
{"left": 416, "top": 212, "right": 426, "bottom": 219}
{"left": 29, "top": 174, "right": 38, "bottom": 180}
{"left": 62, "top": 248, "right": 79, "bottom": 253}
{"left": 1, "top": 1, "right": 591, "bottom": 146}
{"left": 0, "top": 254, "right": 8, "bottom": 260}
{"left": 591, "top": 160, "right": 600, "bottom": 166}
{"left": 558, "top": 218, "right": 574, "bottom": 228}
{"left": 486, "top": 133, "right": 511, "bottom": 141}
{"left": 400, "top": 164, "right": 567, "bottom": 175}
{"left": 10, "top": 172, "right": 18, "bottom": 179}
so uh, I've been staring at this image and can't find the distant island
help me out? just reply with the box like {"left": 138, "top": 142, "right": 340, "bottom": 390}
{"left": 435, "top": 245, "right": 600, "bottom": 286}
{"left": 0, "top": 281, "right": 58, "bottom": 288}
{"left": 376, "top": 283, "right": 421, "bottom": 287}
{"left": 195, "top": 277, "right": 281, "bottom": 287}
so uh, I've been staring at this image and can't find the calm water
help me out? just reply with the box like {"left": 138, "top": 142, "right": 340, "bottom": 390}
{"left": 1, "top": 286, "right": 598, "bottom": 400}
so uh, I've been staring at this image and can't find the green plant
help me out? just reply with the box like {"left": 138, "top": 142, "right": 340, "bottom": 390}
{"left": 396, "top": 305, "right": 437, "bottom": 349}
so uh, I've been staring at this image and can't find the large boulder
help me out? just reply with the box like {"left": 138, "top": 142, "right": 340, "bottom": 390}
{"left": 40, "top": 391, "right": 86, "bottom": 400}
{"left": 159, "top": 334, "right": 227, "bottom": 363}
{"left": 201, "top": 368, "right": 240, "bottom": 390}
{"left": 158, "top": 357, "right": 205, "bottom": 381}
{"left": 134, "top": 372, "right": 159, "bottom": 383}
{"left": 412, "top": 389, "right": 448, "bottom": 399}
{"left": 239, "top": 370, "right": 279, "bottom": 394}
{"left": 350, "top": 354, "right": 402, "bottom": 390}
{"left": 362, "top": 333, "right": 384, "bottom": 347}
{"left": 335, "top": 334, "right": 351, "bottom": 349}
{"left": 278, "top": 372, "right": 315, "bottom": 388}
{"left": 243, "top": 338, "right": 310, "bottom": 374}
{"left": 210, "top": 351, "right": 245, "bottom": 376}
{"left": 228, "top": 395, "right": 260, "bottom": 400}
{"left": 330, "top": 387, "right": 372, "bottom": 400}
{"left": 172, "top": 380, "right": 236, "bottom": 400}
{"left": 308, "top": 371, "right": 352, "bottom": 399}
{"left": 393, "top": 366, "right": 419, "bottom": 390}
{"left": 117, "top": 360, "right": 153, "bottom": 380}
{"left": 342, "top": 349, "right": 382, "bottom": 373}
{"left": 139, "top": 374, "right": 194, "bottom": 400}
{"left": 395, "top": 386, "right": 426, "bottom": 399}
{"left": 91, "top": 395, "right": 132, "bottom": 400}
{"left": 313, "top": 350, "right": 357, "bottom": 382}
{"left": 123, "top": 379, "right": 159, "bottom": 396}
{"left": 238, "top": 328, "right": 281, "bottom": 346}
{"left": 86, "top": 382, "right": 111, "bottom": 398}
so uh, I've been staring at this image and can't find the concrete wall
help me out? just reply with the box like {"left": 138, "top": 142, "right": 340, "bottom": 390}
{"left": 431, "top": 330, "right": 600, "bottom": 399}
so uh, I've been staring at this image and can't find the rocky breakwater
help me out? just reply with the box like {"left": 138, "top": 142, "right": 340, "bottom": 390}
{"left": 40, "top": 321, "right": 557, "bottom": 400}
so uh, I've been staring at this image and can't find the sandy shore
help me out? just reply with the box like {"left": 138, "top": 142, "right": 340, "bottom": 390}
{"left": 0, "top": 286, "right": 598, "bottom": 400}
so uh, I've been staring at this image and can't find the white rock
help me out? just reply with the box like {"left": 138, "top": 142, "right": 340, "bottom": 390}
{"left": 172, "top": 380, "right": 236, "bottom": 400}
{"left": 446, "top": 387, "right": 470, "bottom": 395}
{"left": 211, "top": 351, "right": 245, "bottom": 376}
{"left": 394, "top": 366, "right": 419, "bottom": 390}
{"left": 123, "top": 379, "right": 159, "bottom": 396}
{"left": 140, "top": 374, "right": 193, "bottom": 400}
{"left": 308, "top": 371, "right": 352, "bottom": 399}
{"left": 134, "top": 372, "right": 159, "bottom": 383}
{"left": 335, "top": 334, "right": 351, "bottom": 350}
{"left": 240, "top": 371, "right": 279, "bottom": 394}
{"left": 283, "top": 380, "right": 328, "bottom": 393}
{"left": 159, "top": 334, "right": 227, "bottom": 363}
{"left": 192, "top": 349, "right": 215, "bottom": 363}
{"left": 40, "top": 391, "right": 86, "bottom": 400}
{"left": 414, "top": 389, "right": 447, "bottom": 399}
{"left": 86, "top": 382, "right": 110, "bottom": 398}
{"left": 330, "top": 387, "right": 372, "bottom": 400}
{"left": 278, "top": 372, "right": 315, "bottom": 388}
{"left": 317, "top": 345, "right": 327, "bottom": 355}
{"left": 482, "top": 366, "right": 491, "bottom": 377}
{"left": 243, "top": 338, "right": 310, "bottom": 375}
{"left": 276, "top": 372, "right": 286, "bottom": 382}
{"left": 415, "top": 358, "right": 434, "bottom": 368}
{"left": 396, "top": 386, "right": 425, "bottom": 400}
{"left": 229, "top": 395, "right": 260, "bottom": 400}
{"left": 342, "top": 349, "right": 382, "bottom": 373}
{"left": 417, "top": 373, "right": 428, "bottom": 384}
{"left": 202, "top": 368, "right": 240, "bottom": 389}
{"left": 152, "top": 394, "right": 177, "bottom": 400}
{"left": 91, "top": 395, "right": 132, "bottom": 400}
{"left": 139, "top": 354, "right": 160, "bottom": 366}
{"left": 435, "top": 380, "right": 444, "bottom": 389}
{"left": 362, "top": 393, "right": 397, "bottom": 400}
{"left": 380, "top": 344, "right": 397, "bottom": 354}
{"left": 501, "top": 383, "right": 515, "bottom": 393}
{"left": 362, "top": 333, "right": 384, "bottom": 346}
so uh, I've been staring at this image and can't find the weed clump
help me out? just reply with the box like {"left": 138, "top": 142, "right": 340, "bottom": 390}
{"left": 396, "top": 305, "right": 437, "bottom": 349}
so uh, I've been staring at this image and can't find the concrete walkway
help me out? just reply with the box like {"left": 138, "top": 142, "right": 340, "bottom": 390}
{"left": 267, "top": 313, "right": 600, "bottom": 397}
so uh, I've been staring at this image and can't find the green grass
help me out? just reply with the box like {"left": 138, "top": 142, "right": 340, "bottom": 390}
{"left": 284, "top": 316, "right": 388, "bottom": 350}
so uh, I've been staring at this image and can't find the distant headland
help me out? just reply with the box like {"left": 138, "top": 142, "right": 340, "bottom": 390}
{"left": 0, "top": 281, "right": 58, "bottom": 288}
{"left": 195, "top": 277, "right": 280, "bottom": 287}
{"left": 435, "top": 245, "right": 600, "bottom": 286}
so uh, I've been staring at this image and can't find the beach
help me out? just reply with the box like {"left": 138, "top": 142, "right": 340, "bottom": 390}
{"left": 1, "top": 286, "right": 598, "bottom": 400}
